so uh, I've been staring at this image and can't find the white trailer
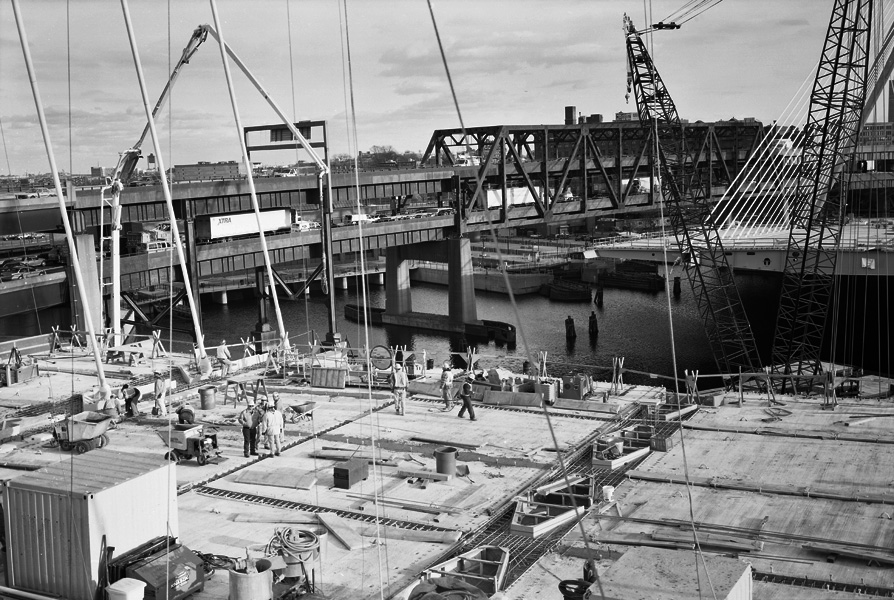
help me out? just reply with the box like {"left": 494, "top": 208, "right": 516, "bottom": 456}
{"left": 485, "top": 186, "right": 542, "bottom": 209}
{"left": 196, "top": 208, "right": 292, "bottom": 241}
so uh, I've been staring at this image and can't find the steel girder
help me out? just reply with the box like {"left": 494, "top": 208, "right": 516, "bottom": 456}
{"left": 625, "top": 17, "right": 761, "bottom": 376}
{"left": 421, "top": 122, "right": 761, "bottom": 226}
{"left": 772, "top": 0, "right": 872, "bottom": 389}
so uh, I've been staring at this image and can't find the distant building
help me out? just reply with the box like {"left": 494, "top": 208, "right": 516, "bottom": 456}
{"left": 171, "top": 161, "right": 242, "bottom": 182}
{"left": 614, "top": 112, "right": 637, "bottom": 122}
{"left": 860, "top": 122, "right": 894, "bottom": 146}
{"left": 91, "top": 166, "right": 114, "bottom": 178}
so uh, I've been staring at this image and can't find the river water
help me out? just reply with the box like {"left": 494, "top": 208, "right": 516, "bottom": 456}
{"left": 7, "top": 269, "right": 891, "bottom": 390}
{"left": 191, "top": 271, "right": 782, "bottom": 390}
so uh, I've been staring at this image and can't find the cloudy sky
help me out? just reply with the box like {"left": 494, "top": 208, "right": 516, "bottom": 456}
{"left": 0, "top": 0, "right": 835, "bottom": 175}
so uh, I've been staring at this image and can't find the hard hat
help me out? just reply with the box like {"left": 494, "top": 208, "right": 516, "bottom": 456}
{"left": 394, "top": 363, "right": 402, "bottom": 370}
{"left": 443, "top": 361, "right": 451, "bottom": 369}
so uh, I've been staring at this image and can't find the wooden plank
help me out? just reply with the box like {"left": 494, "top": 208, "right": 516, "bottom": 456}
{"left": 232, "top": 514, "right": 318, "bottom": 525}
{"left": 802, "top": 542, "right": 894, "bottom": 565}
{"left": 317, "top": 512, "right": 363, "bottom": 550}
{"left": 626, "top": 469, "right": 894, "bottom": 505}
{"left": 231, "top": 468, "right": 317, "bottom": 490}
{"left": 396, "top": 468, "right": 450, "bottom": 481}
{"left": 409, "top": 436, "right": 479, "bottom": 450}
{"left": 357, "top": 524, "right": 461, "bottom": 544}
{"left": 651, "top": 530, "right": 763, "bottom": 552}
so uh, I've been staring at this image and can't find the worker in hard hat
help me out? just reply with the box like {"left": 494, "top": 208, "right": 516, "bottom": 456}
{"left": 439, "top": 361, "right": 455, "bottom": 411}
{"left": 176, "top": 402, "right": 195, "bottom": 425}
{"left": 390, "top": 363, "right": 408, "bottom": 416}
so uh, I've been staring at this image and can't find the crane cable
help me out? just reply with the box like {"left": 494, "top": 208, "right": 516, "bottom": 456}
{"left": 338, "top": 2, "right": 390, "bottom": 598}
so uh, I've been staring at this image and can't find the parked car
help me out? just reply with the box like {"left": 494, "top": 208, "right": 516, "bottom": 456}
{"left": 1, "top": 266, "right": 46, "bottom": 282}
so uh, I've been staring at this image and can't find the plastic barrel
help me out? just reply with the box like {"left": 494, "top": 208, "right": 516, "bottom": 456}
{"left": 229, "top": 559, "right": 273, "bottom": 600}
{"left": 434, "top": 446, "right": 457, "bottom": 475}
{"left": 199, "top": 386, "right": 217, "bottom": 410}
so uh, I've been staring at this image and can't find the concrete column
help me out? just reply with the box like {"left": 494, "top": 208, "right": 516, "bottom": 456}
{"left": 447, "top": 237, "right": 477, "bottom": 325}
{"left": 385, "top": 246, "right": 412, "bottom": 316}
{"left": 372, "top": 272, "right": 384, "bottom": 285}
{"left": 211, "top": 291, "right": 228, "bottom": 305}
{"left": 339, "top": 277, "right": 348, "bottom": 290}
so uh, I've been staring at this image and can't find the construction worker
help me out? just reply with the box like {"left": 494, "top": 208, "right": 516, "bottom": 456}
{"left": 457, "top": 381, "right": 476, "bottom": 421}
{"left": 238, "top": 401, "right": 260, "bottom": 457}
{"left": 589, "top": 311, "right": 599, "bottom": 337}
{"left": 176, "top": 402, "right": 195, "bottom": 425}
{"left": 259, "top": 404, "right": 284, "bottom": 457}
{"left": 121, "top": 384, "right": 141, "bottom": 417}
{"left": 153, "top": 372, "right": 168, "bottom": 416}
{"left": 439, "top": 361, "right": 454, "bottom": 411}
{"left": 390, "top": 363, "right": 408, "bottom": 415}
{"left": 217, "top": 339, "right": 232, "bottom": 378}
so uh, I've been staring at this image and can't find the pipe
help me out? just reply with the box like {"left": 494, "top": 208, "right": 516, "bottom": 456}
{"left": 208, "top": 0, "right": 288, "bottom": 349}
{"left": 12, "top": 0, "right": 108, "bottom": 395}
{"left": 119, "top": 0, "right": 208, "bottom": 364}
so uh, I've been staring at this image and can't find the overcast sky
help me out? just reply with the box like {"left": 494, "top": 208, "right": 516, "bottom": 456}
{"left": 0, "top": 0, "right": 836, "bottom": 175}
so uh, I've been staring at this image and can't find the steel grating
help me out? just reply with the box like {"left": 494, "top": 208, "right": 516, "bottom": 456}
{"left": 753, "top": 571, "right": 894, "bottom": 597}
{"left": 192, "top": 485, "right": 454, "bottom": 532}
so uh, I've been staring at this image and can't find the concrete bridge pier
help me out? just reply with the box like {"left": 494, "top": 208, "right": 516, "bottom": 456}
{"left": 211, "top": 291, "right": 228, "bottom": 305}
{"left": 385, "top": 246, "right": 413, "bottom": 316}
{"left": 447, "top": 238, "right": 477, "bottom": 325}
{"left": 384, "top": 238, "right": 477, "bottom": 330}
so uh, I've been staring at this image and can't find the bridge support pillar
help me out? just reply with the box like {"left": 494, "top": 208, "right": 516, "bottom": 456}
{"left": 385, "top": 246, "right": 412, "bottom": 316}
{"left": 71, "top": 235, "right": 103, "bottom": 350}
{"left": 211, "top": 291, "right": 228, "bottom": 305}
{"left": 339, "top": 277, "right": 348, "bottom": 290}
{"left": 447, "top": 237, "right": 477, "bottom": 326}
{"left": 373, "top": 272, "right": 384, "bottom": 285}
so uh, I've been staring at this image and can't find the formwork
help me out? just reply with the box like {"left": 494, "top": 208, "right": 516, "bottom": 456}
{"left": 3, "top": 449, "right": 177, "bottom": 600}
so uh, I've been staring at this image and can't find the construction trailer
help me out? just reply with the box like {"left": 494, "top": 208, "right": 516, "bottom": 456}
{"left": 3, "top": 450, "right": 179, "bottom": 600}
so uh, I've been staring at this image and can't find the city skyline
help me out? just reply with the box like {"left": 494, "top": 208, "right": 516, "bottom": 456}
{"left": 0, "top": 0, "right": 840, "bottom": 175}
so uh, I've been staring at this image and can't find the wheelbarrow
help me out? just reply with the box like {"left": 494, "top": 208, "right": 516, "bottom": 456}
{"left": 284, "top": 401, "right": 316, "bottom": 423}
{"left": 53, "top": 410, "right": 114, "bottom": 453}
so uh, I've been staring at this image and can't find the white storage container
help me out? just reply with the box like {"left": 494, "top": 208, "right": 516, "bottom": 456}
{"left": 4, "top": 449, "right": 177, "bottom": 600}
{"left": 106, "top": 577, "right": 147, "bottom": 600}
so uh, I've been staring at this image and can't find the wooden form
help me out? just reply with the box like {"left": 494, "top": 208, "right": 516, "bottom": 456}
{"left": 651, "top": 403, "right": 698, "bottom": 421}
{"left": 592, "top": 443, "right": 650, "bottom": 470}
{"left": 396, "top": 468, "right": 450, "bottom": 481}
{"left": 510, "top": 475, "right": 593, "bottom": 538}
{"left": 409, "top": 436, "right": 479, "bottom": 450}
{"left": 422, "top": 545, "right": 510, "bottom": 596}
{"left": 317, "top": 512, "right": 363, "bottom": 550}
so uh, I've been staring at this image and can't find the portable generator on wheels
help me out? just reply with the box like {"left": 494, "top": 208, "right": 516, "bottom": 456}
{"left": 161, "top": 423, "right": 222, "bottom": 465}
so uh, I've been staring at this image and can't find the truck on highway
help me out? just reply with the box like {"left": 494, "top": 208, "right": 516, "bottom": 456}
{"left": 484, "top": 186, "right": 542, "bottom": 209}
{"left": 195, "top": 209, "right": 293, "bottom": 242}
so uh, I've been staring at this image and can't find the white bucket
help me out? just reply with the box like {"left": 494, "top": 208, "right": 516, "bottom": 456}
{"left": 602, "top": 485, "right": 615, "bottom": 502}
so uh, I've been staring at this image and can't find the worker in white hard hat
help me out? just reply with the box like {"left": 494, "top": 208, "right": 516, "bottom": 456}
{"left": 237, "top": 400, "right": 261, "bottom": 458}
{"left": 439, "top": 361, "right": 455, "bottom": 411}
{"left": 390, "top": 363, "right": 409, "bottom": 416}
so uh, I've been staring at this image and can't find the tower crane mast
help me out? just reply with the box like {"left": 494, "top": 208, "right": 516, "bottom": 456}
{"left": 624, "top": 15, "right": 761, "bottom": 376}
{"left": 771, "top": 0, "right": 873, "bottom": 389}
